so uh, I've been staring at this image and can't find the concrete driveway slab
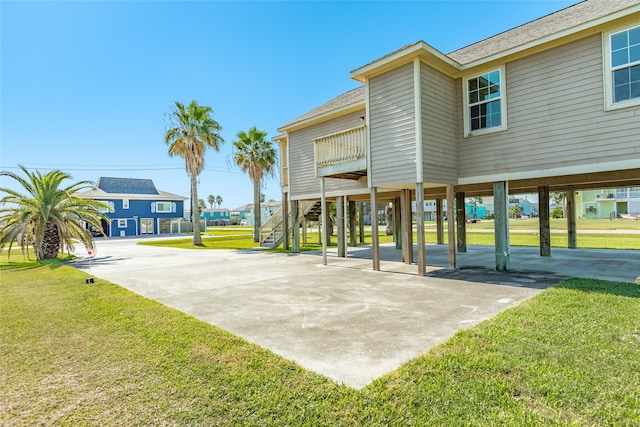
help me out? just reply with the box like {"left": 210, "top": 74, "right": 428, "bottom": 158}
{"left": 69, "top": 238, "right": 636, "bottom": 388}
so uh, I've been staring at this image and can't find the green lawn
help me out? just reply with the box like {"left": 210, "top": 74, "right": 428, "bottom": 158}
{"left": 138, "top": 234, "right": 259, "bottom": 250}
{"left": 2, "top": 256, "right": 639, "bottom": 425}
{"left": 460, "top": 217, "right": 640, "bottom": 231}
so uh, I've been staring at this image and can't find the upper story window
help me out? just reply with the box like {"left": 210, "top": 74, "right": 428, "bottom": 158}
{"left": 156, "top": 201, "right": 172, "bottom": 213}
{"left": 122, "top": 199, "right": 129, "bottom": 209}
{"left": 604, "top": 25, "right": 640, "bottom": 110}
{"left": 463, "top": 67, "right": 507, "bottom": 136}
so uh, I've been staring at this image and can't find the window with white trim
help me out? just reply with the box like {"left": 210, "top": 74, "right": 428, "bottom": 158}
{"left": 463, "top": 67, "right": 506, "bottom": 136}
{"left": 604, "top": 25, "right": 640, "bottom": 109}
{"left": 122, "top": 199, "right": 129, "bottom": 209}
{"left": 156, "top": 201, "right": 172, "bottom": 213}
{"left": 118, "top": 219, "right": 127, "bottom": 228}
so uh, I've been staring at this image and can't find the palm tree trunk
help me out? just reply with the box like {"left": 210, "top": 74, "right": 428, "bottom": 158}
{"left": 253, "top": 179, "right": 260, "bottom": 243}
{"left": 191, "top": 174, "right": 203, "bottom": 246}
{"left": 39, "top": 220, "right": 60, "bottom": 260}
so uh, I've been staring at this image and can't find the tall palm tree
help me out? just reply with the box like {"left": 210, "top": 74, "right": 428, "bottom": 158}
{"left": 165, "top": 100, "right": 224, "bottom": 246}
{"left": 0, "top": 166, "right": 109, "bottom": 260}
{"left": 232, "top": 126, "right": 277, "bottom": 242}
{"left": 207, "top": 194, "right": 215, "bottom": 209}
{"left": 215, "top": 195, "right": 222, "bottom": 209}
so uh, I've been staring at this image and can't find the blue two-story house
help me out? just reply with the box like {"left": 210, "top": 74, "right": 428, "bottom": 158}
{"left": 77, "top": 177, "right": 187, "bottom": 237}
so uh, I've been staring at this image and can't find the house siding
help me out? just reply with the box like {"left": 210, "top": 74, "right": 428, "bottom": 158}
{"left": 100, "top": 199, "right": 183, "bottom": 236}
{"left": 458, "top": 34, "right": 640, "bottom": 180}
{"left": 288, "top": 109, "right": 367, "bottom": 199}
{"left": 421, "top": 62, "right": 458, "bottom": 184}
{"left": 369, "top": 62, "right": 416, "bottom": 187}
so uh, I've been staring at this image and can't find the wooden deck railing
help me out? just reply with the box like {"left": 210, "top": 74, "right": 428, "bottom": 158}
{"left": 314, "top": 125, "right": 366, "bottom": 168}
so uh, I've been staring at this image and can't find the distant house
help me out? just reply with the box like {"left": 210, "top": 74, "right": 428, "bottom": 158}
{"left": 200, "top": 208, "right": 231, "bottom": 225}
{"left": 579, "top": 187, "right": 640, "bottom": 218}
{"left": 77, "top": 177, "right": 187, "bottom": 237}
{"left": 231, "top": 204, "right": 252, "bottom": 220}
{"left": 232, "top": 202, "right": 282, "bottom": 226}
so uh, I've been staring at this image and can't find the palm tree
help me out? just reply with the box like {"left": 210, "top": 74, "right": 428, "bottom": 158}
{"left": 232, "top": 126, "right": 277, "bottom": 242}
{"left": 0, "top": 166, "right": 109, "bottom": 260}
{"left": 165, "top": 100, "right": 224, "bottom": 246}
{"left": 207, "top": 194, "right": 215, "bottom": 209}
{"left": 215, "top": 195, "right": 223, "bottom": 208}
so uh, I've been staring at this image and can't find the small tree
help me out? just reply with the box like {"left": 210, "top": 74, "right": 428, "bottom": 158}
{"left": 468, "top": 196, "right": 483, "bottom": 219}
{"left": 551, "top": 191, "right": 567, "bottom": 217}
{"left": 509, "top": 206, "right": 521, "bottom": 219}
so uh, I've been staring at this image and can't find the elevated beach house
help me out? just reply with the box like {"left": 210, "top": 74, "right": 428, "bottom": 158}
{"left": 273, "top": 0, "right": 640, "bottom": 273}
{"left": 77, "top": 177, "right": 186, "bottom": 237}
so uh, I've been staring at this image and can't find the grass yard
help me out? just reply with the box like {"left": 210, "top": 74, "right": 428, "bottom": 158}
{"left": 461, "top": 217, "right": 640, "bottom": 231}
{"left": 138, "top": 234, "right": 259, "bottom": 250}
{"left": 2, "top": 256, "right": 639, "bottom": 425}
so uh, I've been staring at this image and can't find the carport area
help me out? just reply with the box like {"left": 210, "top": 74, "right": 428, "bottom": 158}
{"left": 71, "top": 238, "right": 639, "bottom": 388}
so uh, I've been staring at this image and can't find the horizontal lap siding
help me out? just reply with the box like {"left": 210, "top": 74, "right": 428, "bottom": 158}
{"left": 458, "top": 34, "right": 640, "bottom": 180}
{"left": 288, "top": 110, "right": 367, "bottom": 199}
{"left": 421, "top": 63, "right": 457, "bottom": 184}
{"left": 369, "top": 63, "right": 416, "bottom": 187}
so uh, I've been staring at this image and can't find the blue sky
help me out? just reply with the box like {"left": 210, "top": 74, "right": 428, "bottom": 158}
{"left": 1, "top": 0, "right": 579, "bottom": 209}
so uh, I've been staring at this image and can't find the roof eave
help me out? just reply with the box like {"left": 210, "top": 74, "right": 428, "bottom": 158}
{"left": 277, "top": 101, "right": 366, "bottom": 133}
{"left": 350, "top": 41, "right": 462, "bottom": 82}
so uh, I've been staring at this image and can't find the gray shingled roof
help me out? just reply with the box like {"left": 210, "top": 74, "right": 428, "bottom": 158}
{"left": 448, "top": 0, "right": 640, "bottom": 64}
{"left": 97, "top": 177, "right": 159, "bottom": 195}
{"left": 280, "top": 86, "right": 366, "bottom": 130}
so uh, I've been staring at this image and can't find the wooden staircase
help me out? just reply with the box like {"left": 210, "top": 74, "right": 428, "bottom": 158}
{"left": 259, "top": 201, "right": 321, "bottom": 248}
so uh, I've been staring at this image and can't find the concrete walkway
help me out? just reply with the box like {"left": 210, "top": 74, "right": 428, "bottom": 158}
{"left": 70, "top": 239, "right": 639, "bottom": 388}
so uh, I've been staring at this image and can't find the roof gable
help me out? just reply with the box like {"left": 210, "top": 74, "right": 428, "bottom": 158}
{"left": 97, "top": 177, "right": 159, "bottom": 195}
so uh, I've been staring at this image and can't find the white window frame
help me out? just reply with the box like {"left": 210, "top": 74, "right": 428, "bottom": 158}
{"left": 117, "top": 219, "right": 127, "bottom": 228}
{"left": 603, "top": 25, "right": 640, "bottom": 110}
{"left": 156, "top": 201, "right": 172, "bottom": 213}
{"left": 122, "top": 199, "right": 129, "bottom": 209}
{"left": 462, "top": 65, "right": 507, "bottom": 137}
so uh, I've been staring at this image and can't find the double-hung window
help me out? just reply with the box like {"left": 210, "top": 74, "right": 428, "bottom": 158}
{"left": 464, "top": 67, "right": 506, "bottom": 136}
{"left": 604, "top": 25, "right": 640, "bottom": 109}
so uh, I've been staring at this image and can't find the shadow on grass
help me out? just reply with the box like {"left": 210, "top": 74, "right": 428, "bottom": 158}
{"left": 1, "top": 255, "right": 74, "bottom": 271}
{"left": 553, "top": 277, "right": 640, "bottom": 298}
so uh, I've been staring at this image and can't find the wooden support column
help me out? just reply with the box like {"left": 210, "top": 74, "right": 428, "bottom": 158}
{"left": 302, "top": 216, "right": 307, "bottom": 245}
{"left": 358, "top": 202, "right": 365, "bottom": 244}
{"left": 538, "top": 186, "right": 550, "bottom": 257}
{"left": 336, "top": 196, "right": 345, "bottom": 257}
{"left": 456, "top": 192, "right": 467, "bottom": 253}
{"left": 371, "top": 187, "right": 380, "bottom": 271}
{"left": 282, "top": 192, "right": 290, "bottom": 250}
{"left": 416, "top": 183, "right": 426, "bottom": 276}
{"left": 320, "top": 178, "right": 327, "bottom": 266}
{"left": 567, "top": 187, "right": 577, "bottom": 249}
{"left": 493, "top": 181, "right": 510, "bottom": 271}
{"left": 291, "top": 200, "right": 300, "bottom": 253}
{"left": 436, "top": 198, "right": 444, "bottom": 245}
{"left": 349, "top": 200, "right": 357, "bottom": 247}
{"left": 446, "top": 185, "right": 456, "bottom": 269}
{"left": 400, "top": 189, "right": 413, "bottom": 264}
{"left": 393, "top": 197, "right": 402, "bottom": 249}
